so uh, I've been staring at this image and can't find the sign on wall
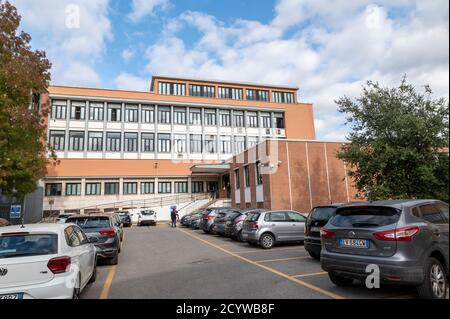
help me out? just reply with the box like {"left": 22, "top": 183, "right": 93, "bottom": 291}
{"left": 10, "top": 205, "right": 21, "bottom": 219}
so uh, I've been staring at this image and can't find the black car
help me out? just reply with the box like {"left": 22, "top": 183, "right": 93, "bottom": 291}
{"left": 304, "top": 204, "right": 344, "bottom": 260}
{"left": 212, "top": 210, "right": 242, "bottom": 236}
{"left": 118, "top": 211, "right": 132, "bottom": 227}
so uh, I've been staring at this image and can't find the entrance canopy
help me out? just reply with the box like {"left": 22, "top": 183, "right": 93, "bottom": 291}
{"left": 190, "top": 164, "right": 230, "bottom": 175}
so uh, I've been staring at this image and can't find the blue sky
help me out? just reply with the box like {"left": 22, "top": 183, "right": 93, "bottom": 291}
{"left": 10, "top": 0, "right": 449, "bottom": 140}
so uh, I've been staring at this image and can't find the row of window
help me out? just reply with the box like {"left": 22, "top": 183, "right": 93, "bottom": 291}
{"left": 45, "top": 181, "right": 206, "bottom": 197}
{"left": 235, "top": 162, "right": 264, "bottom": 189}
{"left": 157, "top": 81, "right": 295, "bottom": 103}
{"left": 49, "top": 130, "right": 262, "bottom": 154}
{"left": 50, "top": 101, "right": 285, "bottom": 128}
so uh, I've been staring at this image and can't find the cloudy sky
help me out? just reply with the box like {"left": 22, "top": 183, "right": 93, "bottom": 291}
{"left": 10, "top": 0, "right": 449, "bottom": 140}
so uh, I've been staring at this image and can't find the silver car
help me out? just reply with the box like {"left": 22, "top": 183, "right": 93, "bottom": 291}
{"left": 241, "top": 210, "right": 307, "bottom": 249}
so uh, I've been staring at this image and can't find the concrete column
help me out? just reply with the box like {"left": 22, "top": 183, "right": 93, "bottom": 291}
{"left": 119, "top": 178, "right": 124, "bottom": 196}
{"left": 154, "top": 177, "right": 159, "bottom": 194}
{"left": 188, "top": 177, "right": 192, "bottom": 194}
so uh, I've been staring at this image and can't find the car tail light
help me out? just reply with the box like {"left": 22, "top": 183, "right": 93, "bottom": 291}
{"left": 207, "top": 216, "right": 214, "bottom": 221}
{"left": 320, "top": 228, "right": 335, "bottom": 239}
{"left": 251, "top": 222, "right": 259, "bottom": 230}
{"left": 99, "top": 229, "right": 116, "bottom": 237}
{"left": 47, "top": 256, "right": 71, "bottom": 274}
{"left": 305, "top": 226, "right": 310, "bottom": 236}
{"left": 373, "top": 226, "right": 420, "bottom": 242}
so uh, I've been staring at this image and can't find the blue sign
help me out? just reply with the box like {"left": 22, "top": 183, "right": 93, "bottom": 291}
{"left": 10, "top": 205, "right": 21, "bottom": 219}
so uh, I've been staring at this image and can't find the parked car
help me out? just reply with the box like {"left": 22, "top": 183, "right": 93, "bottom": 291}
{"left": 0, "top": 223, "right": 96, "bottom": 299}
{"left": 190, "top": 216, "right": 201, "bottom": 229}
{"left": 137, "top": 209, "right": 157, "bottom": 226}
{"left": 66, "top": 214, "right": 121, "bottom": 265}
{"left": 304, "top": 204, "right": 344, "bottom": 260}
{"left": 225, "top": 209, "right": 266, "bottom": 241}
{"left": 181, "top": 212, "right": 197, "bottom": 227}
{"left": 200, "top": 208, "right": 236, "bottom": 234}
{"left": 118, "top": 211, "right": 132, "bottom": 228}
{"left": 241, "top": 210, "right": 307, "bottom": 249}
{"left": 0, "top": 218, "right": 10, "bottom": 227}
{"left": 320, "top": 200, "right": 449, "bottom": 299}
{"left": 212, "top": 209, "right": 242, "bottom": 236}
{"left": 108, "top": 213, "right": 124, "bottom": 241}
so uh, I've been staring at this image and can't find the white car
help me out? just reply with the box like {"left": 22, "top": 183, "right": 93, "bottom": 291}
{"left": 137, "top": 209, "right": 157, "bottom": 226}
{"left": 0, "top": 223, "right": 97, "bottom": 299}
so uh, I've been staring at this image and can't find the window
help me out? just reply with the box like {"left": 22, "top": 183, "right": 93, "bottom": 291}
{"left": 174, "top": 182, "right": 188, "bottom": 193}
{"left": 204, "top": 109, "right": 217, "bottom": 126}
{"left": 174, "top": 134, "right": 187, "bottom": 153}
{"left": 234, "top": 136, "right": 246, "bottom": 154}
{"left": 287, "top": 212, "right": 306, "bottom": 222}
{"left": 266, "top": 212, "right": 287, "bottom": 222}
{"left": 123, "top": 182, "right": 137, "bottom": 195}
{"left": 192, "top": 181, "right": 204, "bottom": 193}
{"left": 158, "top": 82, "right": 186, "bottom": 96}
{"left": 190, "top": 134, "right": 203, "bottom": 153}
{"left": 235, "top": 170, "right": 240, "bottom": 189}
{"left": 261, "top": 113, "right": 271, "bottom": 128}
{"left": 124, "top": 133, "right": 138, "bottom": 152}
{"left": 256, "top": 161, "right": 263, "bottom": 185}
{"left": 88, "top": 132, "right": 103, "bottom": 152}
{"left": 246, "top": 89, "right": 269, "bottom": 101}
{"left": 105, "top": 182, "right": 119, "bottom": 195}
{"left": 158, "top": 106, "right": 171, "bottom": 124}
{"left": 173, "top": 107, "right": 186, "bottom": 124}
{"left": 247, "top": 112, "right": 258, "bottom": 128}
{"left": 65, "top": 183, "right": 81, "bottom": 196}
{"left": 106, "top": 132, "right": 121, "bottom": 152}
{"left": 220, "top": 136, "right": 232, "bottom": 154}
{"left": 69, "top": 131, "right": 84, "bottom": 151}
{"left": 158, "top": 133, "right": 171, "bottom": 153}
{"left": 142, "top": 106, "right": 155, "bottom": 123}
{"left": 189, "top": 84, "right": 215, "bottom": 98}
{"left": 141, "top": 182, "right": 155, "bottom": 194}
{"left": 274, "top": 113, "right": 285, "bottom": 129}
{"left": 49, "top": 130, "right": 65, "bottom": 151}
{"left": 125, "top": 105, "right": 138, "bottom": 123}
{"left": 219, "top": 110, "right": 231, "bottom": 126}
{"left": 70, "top": 101, "right": 85, "bottom": 120}
{"left": 234, "top": 111, "right": 244, "bottom": 127}
{"left": 65, "top": 226, "right": 81, "bottom": 247}
{"left": 51, "top": 100, "right": 67, "bottom": 119}
{"left": 247, "top": 136, "right": 259, "bottom": 149}
{"left": 86, "top": 183, "right": 101, "bottom": 195}
{"left": 205, "top": 135, "right": 217, "bottom": 154}
{"left": 272, "top": 91, "right": 294, "bottom": 104}
{"left": 108, "top": 104, "right": 122, "bottom": 122}
{"left": 218, "top": 87, "right": 243, "bottom": 100}
{"left": 45, "top": 183, "right": 62, "bottom": 196}
{"left": 244, "top": 166, "right": 250, "bottom": 187}
{"left": 141, "top": 133, "right": 155, "bottom": 152}
{"left": 89, "top": 102, "right": 104, "bottom": 121}
{"left": 189, "top": 108, "right": 202, "bottom": 125}
{"left": 419, "top": 204, "right": 449, "bottom": 225}
{"left": 158, "top": 182, "right": 172, "bottom": 194}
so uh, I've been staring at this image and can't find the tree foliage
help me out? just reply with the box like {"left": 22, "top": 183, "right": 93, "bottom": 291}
{"left": 337, "top": 77, "right": 449, "bottom": 202}
{"left": 0, "top": 1, "right": 52, "bottom": 199}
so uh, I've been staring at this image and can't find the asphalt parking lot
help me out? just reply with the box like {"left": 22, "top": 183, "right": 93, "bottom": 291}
{"left": 81, "top": 224, "right": 420, "bottom": 299}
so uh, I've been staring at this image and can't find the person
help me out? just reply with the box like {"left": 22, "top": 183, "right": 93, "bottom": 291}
{"left": 170, "top": 207, "right": 179, "bottom": 228}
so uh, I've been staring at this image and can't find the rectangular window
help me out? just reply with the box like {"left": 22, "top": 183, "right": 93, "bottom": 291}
{"left": 235, "top": 170, "right": 240, "bottom": 189}
{"left": 219, "top": 110, "right": 231, "bottom": 127}
{"left": 88, "top": 132, "right": 103, "bottom": 151}
{"left": 192, "top": 181, "right": 204, "bottom": 193}
{"left": 173, "top": 107, "right": 186, "bottom": 124}
{"left": 124, "top": 133, "right": 138, "bottom": 152}
{"left": 85, "top": 183, "right": 101, "bottom": 196}
{"left": 247, "top": 136, "right": 259, "bottom": 149}
{"left": 256, "top": 161, "right": 263, "bottom": 185}
{"left": 158, "top": 133, "right": 171, "bottom": 153}
{"left": 65, "top": 183, "right": 81, "bottom": 196}
{"left": 45, "top": 183, "right": 62, "bottom": 196}
{"left": 141, "top": 105, "right": 155, "bottom": 123}
{"left": 125, "top": 105, "right": 138, "bottom": 123}
{"left": 234, "top": 136, "right": 246, "bottom": 155}
{"left": 244, "top": 166, "right": 250, "bottom": 187}
{"left": 105, "top": 182, "right": 119, "bottom": 195}
{"left": 174, "top": 182, "right": 188, "bottom": 194}
{"left": 106, "top": 132, "right": 121, "bottom": 152}
{"left": 246, "top": 89, "right": 269, "bottom": 101}
{"left": 205, "top": 135, "right": 217, "bottom": 154}
{"left": 158, "top": 82, "right": 186, "bottom": 96}
{"left": 174, "top": 134, "right": 187, "bottom": 153}
{"left": 108, "top": 104, "right": 122, "bottom": 122}
{"left": 234, "top": 111, "right": 244, "bottom": 127}
{"left": 272, "top": 91, "right": 294, "bottom": 104}
{"left": 218, "top": 87, "right": 243, "bottom": 100}
{"left": 220, "top": 136, "right": 232, "bottom": 154}
{"left": 123, "top": 182, "right": 137, "bottom": 195}
{"left": 204, "top": 109, "right": 217, "bottom": 126}
{"left": 189, "top": 84, "right": 215, "bottom": 98}
{"left": 274, "top": 113, "right": 285, "bottom": 129}
{"left": 51, "top": 100, "right": 67, "bottom": 119}
{"left": 141, "top": 133, "right": 155, "bottom": 152}
{"left": 190, "top": 134, "right": 203, "bottom": 153}
{"left": 69, "top": 131, "right": 84, "bottom": 151}
{"left": 158, "top": 182, "right": 172, "bottom": 194}
{"left": 247, "top": 112, "right": 258, "bottom": 128}
{"left": 189, "top": 108, "right": 202, "bottom": 125}
{"left": 70, "top": 101, "right": 86, "bottom": 120}
{"left": 261, "top": 113, "right": 271, "bottom": 128}
{"left": 89, "top": 102, "right": 104, "bottom": 121}
{"left": 158, "top": 106, "right": 171, "bottom": 124}
{"left": 141, "top": 182, "right": 155, "bottom": 194}
{"left": 49, "top": 130, "right": 65, "bottom": 151}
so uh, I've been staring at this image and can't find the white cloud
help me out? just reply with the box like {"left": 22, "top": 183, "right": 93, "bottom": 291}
{"left": 113, "top": 73, "right": 149, "bottom": 91}
{"left": 128, "top": 0, "right": 170, "bottom": 23}
{"left": 121, "top": 48, "right": 135, "bottom": 63}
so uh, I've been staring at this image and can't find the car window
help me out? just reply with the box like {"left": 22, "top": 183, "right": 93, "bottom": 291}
{"left": 141, "top": 211, "right": 155, "bottom": 216}
{"left": 419, "top": 204, "right": 448, "bottom": 225}
{"left": 0, "top": 233, "right": 58, "bottom": 258}
{"left": 67, "top": 217, "right": 111, "bottom": 229}
{"left": 73, "top": 226, "right": 89, "bottom": 245}
{"left": 331, "top": 206, "right": 400, "bottom": 228}
{"left": 287, "top": 212, "right": 306, "bottom": 222}
{"left": 309, "top": 207, "right": 337, "bottom": 222}
{"left": 246, "top": 212, "right": 260, "bottom": 222}
{"left": 267, "top": 212, "right": 288, "bottom": 222}
{"left": 65, "top": 226, "right": 81, "bottom": 247}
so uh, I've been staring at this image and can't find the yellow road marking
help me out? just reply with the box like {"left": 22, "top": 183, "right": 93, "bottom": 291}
{"left": 256, "top": 256, "right": 310, "bottom": 263}
{"left": 96, "top": 267, "right": 113, "bottom": 271}
{"left": 233, "top": 246, "right": 306, "bottom": 254}
{"left": 99, "top": 266, "right": 117, "bottom": 299}
{"left": 292, "top": 271, "right": 328, "bottom": 278}
{"left": 178, "top": 228, "right": 345, "bottom": 300}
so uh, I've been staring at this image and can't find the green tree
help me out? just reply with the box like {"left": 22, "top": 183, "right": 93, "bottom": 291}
{"left": 337, "top": 77, "right": 449, "bottom": 202}
{"left": 0, "top": 1, "right": 53, "bottom": 199}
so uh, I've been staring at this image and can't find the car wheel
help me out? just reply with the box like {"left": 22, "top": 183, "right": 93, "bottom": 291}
{"left": 108, "top": 252, "right": 119, "bottom": 265}
{"left": 308, "top": 251, "right": 320, "bottom": 260}
{"left": 417, "top": 257, "right": 448, "bottom": 299}
{"left": 259, "top": 233, "right": 275, "bottom": 249}
{"left": 89, "top": 263, "right": 97, "bottom": 283}
{"left": 328, "top": 272, "right": 353, "bottom": 286}
{"left": 72, "top": 274, "right": 81, "bottom": 299}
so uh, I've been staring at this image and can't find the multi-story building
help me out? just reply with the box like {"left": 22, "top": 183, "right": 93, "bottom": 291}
{"left": 42, "top": 76, "right": 316, "bottom": 215}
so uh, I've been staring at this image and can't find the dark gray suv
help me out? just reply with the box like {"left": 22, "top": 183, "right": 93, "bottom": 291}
{"left": 320, "top": 200, "right": 449, "bottom": 299}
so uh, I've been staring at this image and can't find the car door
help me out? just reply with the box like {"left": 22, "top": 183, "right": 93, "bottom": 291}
{"left": 286, "top": 211, "right": 307, "bottom": 241}
{"left": 73, "top": 226, "right": 94, "bottom": 287}
{"left": 64, "top": 226, "right": 85, "bottom": 286}
{"left": 265, "top": 212, "right": 290, "bottom": 241}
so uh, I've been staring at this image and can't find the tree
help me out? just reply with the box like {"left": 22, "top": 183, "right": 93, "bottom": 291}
{"left": 0, "top": 1, "right": 53, "bottom": 199}
{"left": 337, "top": 77, "right": 449, "bottom": 202}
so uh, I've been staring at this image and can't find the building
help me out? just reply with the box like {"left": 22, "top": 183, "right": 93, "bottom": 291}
{"left": 42, "top": 75, "right": 316, "bottom": 215}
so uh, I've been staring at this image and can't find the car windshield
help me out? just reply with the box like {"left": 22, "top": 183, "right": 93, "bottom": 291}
{"left": 246, "top": 212, "right": 260, "bottom": 222}
{"left": 0, "top": 234, "right": 58, "bottom": 259}
{"left": 141, "top": 211, "right": 154, "bottom": 216}
{"left": 309, "top": 207, "right": 337, "bottom": 222}
{"left": 67, "top": 217, "right": 111, "bottom": 229}
{"left": 227, "top": 212, "right": 241, "bottom": 220}
{"left": 331, "top": 206, "right": 401, "bottom": 228}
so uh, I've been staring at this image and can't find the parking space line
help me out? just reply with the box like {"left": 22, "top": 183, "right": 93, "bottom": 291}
{"left": 99, "top": 266, "right": 117, "bottom": 299}
{"left": 256, "top": 256, "right": 310, "bottom": 263}
{"left": 178, "top": 228, "right": 345, "bottom": 300}
{"left": 96, "top": 267, "right": 113, "bottom": 271}
{"left": 233, "top": 247, "right": 306, "bottom": 254}
{"left": 292, "top": 272, "right": 328, "bottom": 278}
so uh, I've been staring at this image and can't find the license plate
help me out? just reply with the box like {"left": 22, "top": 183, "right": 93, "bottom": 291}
{"left": 339, "top": 239, "right": 369, "bottom": 249}
{"left": 310, "top": 226, "right": 321, "bottom": 232}
{"left": 0, "top": 293, "right": 23, "bottom": 300}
